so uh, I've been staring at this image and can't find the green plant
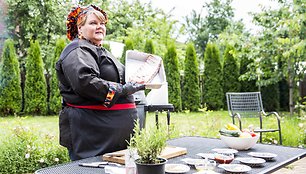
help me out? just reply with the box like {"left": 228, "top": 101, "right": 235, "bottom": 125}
{"left": 49, "top": 38, "right": 66, "bottom": 114}
{"left": 0, "top": 39, "right": 22, "bottom": 116}
{"left": 24, "top": 40, "right": 47, "bottom": 115}
{"left": 121, "top": 38, "right": 134, "bottom": 64}
{"left": 0, "top": 118, "right": 70, "bottom": 174}
{"left": 164, "top": 42, "right": 182, "bottom": 111}
{"left": 203, "top": 42, "right": 224, "bottom": 110}
{"left": 182, "top": 42, "right": 201, "bottom": 111}
{"left": 129, "top": 121, "right": 167, "bottom": 164}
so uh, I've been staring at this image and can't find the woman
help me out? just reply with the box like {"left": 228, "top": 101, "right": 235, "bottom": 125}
{"left": 56, "top": 4, "right": 145, "bottom": 160}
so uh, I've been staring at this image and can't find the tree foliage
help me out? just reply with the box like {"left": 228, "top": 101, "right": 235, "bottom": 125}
{"left": 164, "top": 42, "right": 182, "bottom": 111}
{"left": 144, "top": 39, "right": 155, "bottom": 54}
{"left": 121, "top": 38, "right": 134, "bottom": 65}
{"left": 203, "top": 42, "right": 223, "bottom": 110}
{"left": 182, "top": 43, "right": 200, "bottom": 111}
{"left": 0, "top": 39, "right": 22, "bottom": 116}
{"left": 185, "top": 0, "right": 234, "bottom": 57}
{"left": 24, "top": 40, "right": 47, "bottom": 115}
{"left": 247, "top": 0, "right": 306, "bottom": 114}
{"left": 49, "top": 38, "right": 66, "bottom": 114}
{"left": 222, "top": 44, "right": 240, "bottom": 107}
{"left": 5, "top": 0, "right": 68, "bottom": 57}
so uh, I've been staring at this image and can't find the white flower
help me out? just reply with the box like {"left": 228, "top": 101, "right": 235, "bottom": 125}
{"left": 39, "top": 158, "right": 44, "bottom": 163}
{"left": 25, "top": 153, "right": 30, "bottom": 159}
{"left": 54, "top": 158, "right": 59, "bottom": 162}
{"left": 298, "top": 123, "right": 303, "bottom": 128}
{"left": 27, "top": 145, "right": 31, "bottom": 149}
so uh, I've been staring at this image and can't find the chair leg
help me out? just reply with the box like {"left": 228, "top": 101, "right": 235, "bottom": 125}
{"left": 279, "top": 130, "right": 282, "bottom": 145}
{"left": 155, "top": 111, "right": 159, "bottom": 129}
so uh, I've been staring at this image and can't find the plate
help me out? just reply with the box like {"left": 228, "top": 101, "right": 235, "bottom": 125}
{"left": 181, "top": 158, "right": 206, "bottom": 165}
{"left": 236, "top": 157, "right": 266, "bottom": 167}
{"left": 211, "top": 148, "right": 238, "bottom": 154}
{"left": 144, "top": 83, "right": 163, "bottom": 89}
{"left": 219, "top": 164, "right": 252, "bottom": 173}
{"left": 247, "top": 152, "right": 277, "bottom": 160}
{"left": 196, "top": 153, "right": 215, "bottom": 159}
{"left": 193, "top": 171, "right": 221, "bottom": 174}
{"left": 165, "top": 164, "right": 190, "bottom": 173}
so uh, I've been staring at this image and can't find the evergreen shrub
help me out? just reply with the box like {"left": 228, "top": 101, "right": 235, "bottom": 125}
{"left": 203, "top": 43, "right": 223, "bottom": 110}
{"left": 0, "top": 39, "right": 22, "bottom": 116}
{"left": 24, "top": 40, "right": 47, "bottom": 115}
{"left": 121, "top": 38, "right": 134, "bottom": 65}
{"left": 182, "top": 43, "right": 200, "bottom": 111}
{"left": 49, "top": 38, "right": 66, "bottom": 114}
{"left": 164, "top": 43, "right": 182, "bottom": 111}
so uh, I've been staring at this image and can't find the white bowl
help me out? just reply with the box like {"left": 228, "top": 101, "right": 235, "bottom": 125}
{"left": 220, "top": 135, "right": 260, "bottom": 150}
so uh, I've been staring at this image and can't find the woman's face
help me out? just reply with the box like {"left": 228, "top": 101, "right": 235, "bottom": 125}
{"left": 78, "top": 13, "right": 106, "bottom": 45}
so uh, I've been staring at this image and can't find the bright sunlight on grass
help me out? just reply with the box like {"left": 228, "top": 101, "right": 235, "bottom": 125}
{"left": 1, "top": 111, "right": 304, "bottom": 148}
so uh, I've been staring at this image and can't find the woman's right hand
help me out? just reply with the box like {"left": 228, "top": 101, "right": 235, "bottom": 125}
{"left": 122, "top": 82, "right": 145, "bottom": 95}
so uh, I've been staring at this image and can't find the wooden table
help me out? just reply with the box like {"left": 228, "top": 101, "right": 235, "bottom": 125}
{"left": 35, "top": 136, "right": 306, "bottom": 174}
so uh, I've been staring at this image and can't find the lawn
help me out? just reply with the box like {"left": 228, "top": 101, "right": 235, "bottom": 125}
{"left": 1, "top": 110, "right": 305, "bottom": 147}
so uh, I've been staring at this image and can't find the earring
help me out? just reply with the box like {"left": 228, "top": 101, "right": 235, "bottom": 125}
{"left": 78, "top": 32, "right": 83, "bottom": 39}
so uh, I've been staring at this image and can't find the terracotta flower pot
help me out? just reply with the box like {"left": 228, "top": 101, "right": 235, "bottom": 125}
{"left": 135, "top": 158, "right": 167, "bottom": 174}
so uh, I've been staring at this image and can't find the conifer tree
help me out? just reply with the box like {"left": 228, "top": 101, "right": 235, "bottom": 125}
{"left": 49, "top": 38, "right": 66, "bottom": 114}
{"left": 144, "top": 39, "right": 155, "bottom": 54}
{"left": 203, "top": 43, "right": 223, "bottom": 110}
{"left": 240, "top": 55, "right": 258, "bottom": 92}
{"left": 0, "top": 39, "right": 22, "bottom": 115}
{"left": 121, "top": 38, "right": 134, "bottom": 65}
{"left": 164, "top": 43, "right": 182, "bottom": 111}
{"left": 223, "top": 44, "right": 240, "bottom": 107}
{"left": 24, "top": 40, "right": 47, "bottom": 115}
{"left": 182, "top": 42, "right": 200, "bottom": 111}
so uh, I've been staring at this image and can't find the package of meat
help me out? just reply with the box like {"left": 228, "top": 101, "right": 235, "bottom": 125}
{"left": 125, "top": 50, "right": 166, "bottom": 89}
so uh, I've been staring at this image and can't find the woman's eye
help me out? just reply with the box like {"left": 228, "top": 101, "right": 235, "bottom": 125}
{"left": 90, "top": 21, "right": 97, "bottom": 25}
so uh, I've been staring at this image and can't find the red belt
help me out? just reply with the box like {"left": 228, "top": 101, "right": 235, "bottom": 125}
{"left": 66, "top": 103, "right": 136, "bottom": 110}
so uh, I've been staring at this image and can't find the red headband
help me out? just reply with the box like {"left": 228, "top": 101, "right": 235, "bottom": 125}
{"left": 66, "top": 4, "right": 108, "bottom": 41}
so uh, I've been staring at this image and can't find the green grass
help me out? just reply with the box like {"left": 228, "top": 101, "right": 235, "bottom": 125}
{"left": 0, "top": 111, "right": 305, "bottom": 147}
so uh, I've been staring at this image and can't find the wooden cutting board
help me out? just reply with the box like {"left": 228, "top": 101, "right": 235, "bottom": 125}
{"left": 102, "top": 146, "right": 187, "bottom": 164}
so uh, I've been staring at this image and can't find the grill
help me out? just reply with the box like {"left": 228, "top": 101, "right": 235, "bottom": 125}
{"left": 125, "top": 50, "right": 174, "bottom": 129}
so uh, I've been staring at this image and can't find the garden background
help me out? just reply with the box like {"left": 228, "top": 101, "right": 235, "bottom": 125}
{"left": 0, "top": 0, "right": 305, "bottom": 173}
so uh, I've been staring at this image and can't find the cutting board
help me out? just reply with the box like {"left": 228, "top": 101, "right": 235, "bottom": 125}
{"left": 102, "top": 146, "right": 187, "bottom": 164}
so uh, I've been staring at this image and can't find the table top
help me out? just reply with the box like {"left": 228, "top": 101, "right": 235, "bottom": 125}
{"left": 35, "top": 136, "right": 306, "bottom": 174}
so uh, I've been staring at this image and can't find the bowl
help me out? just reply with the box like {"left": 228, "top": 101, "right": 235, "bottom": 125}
{"left": 220, "top": 134, "right": 260, "bottom": 150}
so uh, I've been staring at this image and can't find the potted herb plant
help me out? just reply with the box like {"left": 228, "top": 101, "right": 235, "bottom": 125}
{"left": 128, "top": 120, "right": 168, "bottom": 174}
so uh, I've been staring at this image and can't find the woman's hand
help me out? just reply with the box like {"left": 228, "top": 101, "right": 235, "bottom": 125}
{"left": 122, "top": 82, "right": 145, "bottom": 95}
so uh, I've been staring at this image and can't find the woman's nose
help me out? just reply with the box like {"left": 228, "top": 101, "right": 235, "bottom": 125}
{"left": 97, "top": 23, "right": 105, "bottom": 29}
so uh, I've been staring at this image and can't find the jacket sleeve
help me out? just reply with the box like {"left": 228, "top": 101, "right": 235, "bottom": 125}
{"left": 61, "top": 47, "right": 123, "bottom": 106}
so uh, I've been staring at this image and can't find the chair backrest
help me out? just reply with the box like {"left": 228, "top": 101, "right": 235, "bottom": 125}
{"left": 226, "top": 92, "right": 264, "bottom": 117}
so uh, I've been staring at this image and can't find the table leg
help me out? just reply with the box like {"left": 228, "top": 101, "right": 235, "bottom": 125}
{"left": 167, "top": 110, "right": 170, "bottom": 133}
{"left": 155, "top": 110, "right": 159, "bottom": 129}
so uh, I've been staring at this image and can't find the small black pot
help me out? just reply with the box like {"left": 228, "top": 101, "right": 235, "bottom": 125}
{"left": 135, "top": 158, "right": 167, "bottom": 174}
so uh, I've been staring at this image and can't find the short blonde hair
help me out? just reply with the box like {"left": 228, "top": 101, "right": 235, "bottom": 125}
{"left": 77, "top": 10, "right": 107, "bottom": 27}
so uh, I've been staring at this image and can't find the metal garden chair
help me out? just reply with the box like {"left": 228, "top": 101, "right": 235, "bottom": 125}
{"left": 226, "top": 92, "right": 282, "bottom": 144}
